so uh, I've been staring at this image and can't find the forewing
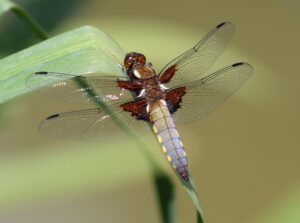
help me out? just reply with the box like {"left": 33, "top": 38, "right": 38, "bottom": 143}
{"left": 39, "top": 104, "right": 149, "bottom": 142}
{"left": 26, "top": 72, "right": 133, "bottom": 104}
{"left": 171, "top": 63, "right": 253, "bottom": 123}
{"left": 159, "top": 22, "right": 235, "bottom": 88}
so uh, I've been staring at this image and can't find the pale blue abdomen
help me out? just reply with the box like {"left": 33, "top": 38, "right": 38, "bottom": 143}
{"left": 149, "top": 99, "right": 189, "bottom": 181}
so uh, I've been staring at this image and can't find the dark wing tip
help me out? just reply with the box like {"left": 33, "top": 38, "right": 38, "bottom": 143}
{"left": 232, "top": 62, "right": 244, "bottom": 67}
{"left": 46, "top": 114, "right": 60, "bottom": 120}
{"left": 216, "top": 22, "right": 226, "bottom": 29}
{"left": 231, "top": 62, "right": 254, "bottom": 77}
{"left": 35, "top": 71, "right": 48, "bottom": 75}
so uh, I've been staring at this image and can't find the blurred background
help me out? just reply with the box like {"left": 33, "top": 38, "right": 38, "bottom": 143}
{"left": 0, "top": 0, "right": 300, "bottom": 222}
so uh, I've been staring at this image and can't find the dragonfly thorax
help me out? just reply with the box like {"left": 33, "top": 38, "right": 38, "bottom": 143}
{"left": 133, "top": 65, "right": 156, "bottom": 79}
{"left": 139, "top": 76, "right": 166, "bottom": 103}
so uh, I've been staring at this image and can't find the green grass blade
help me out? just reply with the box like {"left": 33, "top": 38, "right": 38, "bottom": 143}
{"left": 0, "top": 0, "right": 48, "bottom": 40}
{"left": 180, "top": 176, "right": 205, "bottom": 222}
{"left": 0, "top": 26, "right": 126, "bottom": 103}
{"left": 0, "top": 14, "right": 199, "bottom": 219}
{"left": 197, "top": 211, "right": 204, "bottom": 223}
{"left": 154, "top": 173, "right": 176, "bottom": 223}
{"left": 0, "top": 2, "right": 202, "bottom": 222}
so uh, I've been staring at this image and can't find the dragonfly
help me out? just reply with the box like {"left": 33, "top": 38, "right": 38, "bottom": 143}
{"left": 27, "top": 22, "right": 253, "bottom": 182}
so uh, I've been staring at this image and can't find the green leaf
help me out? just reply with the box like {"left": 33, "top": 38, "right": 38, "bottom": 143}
{"left": 197, "top": 211, "right": 204, "bottom": 223}
{"left": 181, "top": 176, "right": 205, "bottom": 222}
{"left": 0, "top": 25, "right": 126, "bottom": 103}
{"left": 0, "top": 0, "right": 48, "bottom": 40}
{"left": 0, "top": 16, "right": 202, "bottom": 220}
{"left": 154, "top": 173, "right": 176, "bottom": 223}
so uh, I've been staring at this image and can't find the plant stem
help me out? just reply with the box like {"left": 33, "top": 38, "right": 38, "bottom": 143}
{"left": 154, "top": 173, "right": 176, "bottom": 223}
{"left": 197, "top": 211, "right": 204, "bottom": 223}
{"left": 11, "top": 5, "right": 48, "bottom": 40}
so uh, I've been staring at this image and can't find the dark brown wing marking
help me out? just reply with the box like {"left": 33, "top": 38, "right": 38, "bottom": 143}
{"left": 159, "top": 64, "right": 177, "bottom": 83}
{"left": 120, "top": 98, "right": 148, "bottom": 120}
{"left": 165, "top": 87, "right": 187, "bottom": 113}
{"left": 117, "top": 80, "right": 143, "bottom": 90}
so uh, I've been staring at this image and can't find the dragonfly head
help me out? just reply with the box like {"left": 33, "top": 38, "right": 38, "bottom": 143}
{"left": 124, "top": 52, "right": 146, "bottom": 70}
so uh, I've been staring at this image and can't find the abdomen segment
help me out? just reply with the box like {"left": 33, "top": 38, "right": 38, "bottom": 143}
{"left": 149, "top": 99, "right": 189, "bottom": 181}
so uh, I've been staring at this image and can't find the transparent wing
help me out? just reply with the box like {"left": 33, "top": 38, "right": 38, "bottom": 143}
{"left": 171, "top": 62, "right": 253, "bottom": 123}
{"left": 39, "top": 103, "right": 150, "bottom": 142}
{"left": 26, "top": 71, "right": 133, "bottom": 104}
{"left": 159, "top": 22, "right": 235, "bottom": 88}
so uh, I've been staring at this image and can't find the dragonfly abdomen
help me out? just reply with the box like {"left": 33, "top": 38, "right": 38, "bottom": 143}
{"left": 149, "top": 99, "right": 189, "bottom": 181}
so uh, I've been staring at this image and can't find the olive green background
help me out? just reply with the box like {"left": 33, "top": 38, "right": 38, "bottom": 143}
{"left": 0, "top": 0, "right": 299, "bottom": 222}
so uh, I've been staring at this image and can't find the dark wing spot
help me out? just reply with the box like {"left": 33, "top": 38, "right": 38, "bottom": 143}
{"left": 216, "top": 22, "right": 226, "bottom": 29}
{"left": 35, "top": 71, "right": 48, "bottom": 75}
{"left": 46, "top": 114, "right": 60, "bottom": 120}
{"left": 232, "top": 62, "right": 244, "bottom": 67}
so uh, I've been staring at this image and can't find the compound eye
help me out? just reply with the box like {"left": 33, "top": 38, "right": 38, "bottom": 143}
{"left": 124, "top": 57, "right": 133, "bottom": 68}
{"left": 138, "top": 55, "right": 146, "bottom": 65}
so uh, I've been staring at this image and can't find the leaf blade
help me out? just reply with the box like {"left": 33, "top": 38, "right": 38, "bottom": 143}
{"left": 0, "top": 0, "right": 48, "bottom": 40}
{"left": 0, "top": 26, "right": 126, "bottom": 103}
{"left": 181, "top": 176, "right": 205, "bottom": 222}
